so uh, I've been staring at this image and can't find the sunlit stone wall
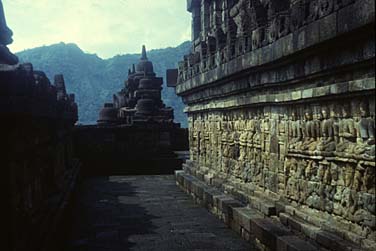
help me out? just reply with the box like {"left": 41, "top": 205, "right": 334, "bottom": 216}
{"left": 175, "top": 0, "right": 375, "bottom": 248}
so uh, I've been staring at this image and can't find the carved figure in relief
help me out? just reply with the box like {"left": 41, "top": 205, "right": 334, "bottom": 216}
{"left": 278, "top": 114, "right": 288, "bottom": 157}
{"left": 319, "top": 0, "right": 334, "bottom": 17}
{"left": 278, "top": 114, "right": 288, "bottom": 137}
{"left": 229, "top": 121, "right": 237, "bottom": 160}
{"left": 313, "top": 108, "right": 322, "bottom": 139}
{"left": 328, "top": 163, "right": 339, "bottom": 187}
{"left": 222, "top": 121, "right": 229, "bottom": 158}
{"left": 317, "top": 162, "right": 326, "bottom": 182}
{"left": 322, "top": 161, "right": 332, "bottom": 185}
{"left": 296, "top": 159, "right": 306, "bottom": 179}
{"left": 239, "top": 129, "right": 248, "bottom": 161}
{"left": 316, "top": 107, "right": 336, "bottom": 152}
{"left": 230, "top": 0, "right": 251, "bottom": 36}
{"left": 333, "top": 162, "right": 345, "bottom": 186}
{"left": 255, "top": 151, "right": 263, "bottom": 184}
{"left": 362, "top": 163, "right": 375, "bottom": 194}
{"left": 341, "top": 187, "right": 356, "bottom": 218}
{"left": 289, "top": 112, "right": 302, "bottom": 150}
{"left": 307, "top": 0, "right": 320, "bottom": 22}
{"left": 344, "top": 163, "right": 355, "bottom": 188}
{"left": 301, "top": 110, "right": 319, "bottom": 151}
{"left": 336, "top": 104, "right": 357, "bottom": 153}
{"left": 304, "top": 160, "right": 315, "bottom": 180}
{"left": 246, "top": 116, "right": 256, "bottom": 147}
{"left": 333, "top": 108, "right": 340, "bottom": 144}
{"left": 352, "top": 163, "right": 363, "bottom": 191}
{"left": 253, "top": 115, "right": 262, "bottom": 148}
{"left": 354, "top": 102, "right": 375, "bottom": 157}
{"left": 284, "top": 157, "right": 298, "bottom": 181}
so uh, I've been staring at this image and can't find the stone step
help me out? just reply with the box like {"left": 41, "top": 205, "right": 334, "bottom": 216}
{"left": 175, "top": 171, "right": 321, "bottom": 251}
{"left": 248, "top": 195, "right": 277, "bottom": 216}
{"left": 279, "top": 213, "right": 363, "bottom": 251}
{"left": 277, "top": 236, "right": 318, "bottom": 251}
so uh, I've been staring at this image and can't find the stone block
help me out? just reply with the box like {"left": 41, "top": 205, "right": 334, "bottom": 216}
{"left": 219, "top": 198, "right": 243, "bottom": 220}
{"left": 192, "top": 180, "right": 204, "bottom": 200}
{"left": 302, "top": 88, "right": 313, "bottom": 99}
{"left": 338, "top": 0, "right": 375, "bottom": 34}
{"left": 316, "top": 231, "right": 353, "bottom": 251}
{"left": 313, "top": 86, "right": 331, "bottom": 97}
{"left": 319, "top": 13, "right": 337, "bottom": 42}
{"left": 233, "top": 207, "right": 263, "bottom": 232}
{"left": 330, "top": 82, "right": 349, "bottom": 94}
{"left": 351, "top": 78, "right": 375, "bottom": 91}
{"left": 277, "top": 236, "right": 318, "bottom": 251}
{"left": 249, "top": 196, "right": 277, "bottom": 216}
{"left": 305, "top": 22, "right": 320, "bottom": 49}
{"left": 300, "top": 223, "right": 320, "bottom": 240}
{"left": 275, "top": 201, "right": 286, "bottom": 215}
{"left": 250, "top": 218, "right": 291, "bottom": 250}
{"left": 291, "top": 91, "right": 302, "bottom": 100}
{"left": 203, "top": 188, "right": 221, "bottom": 208}
{"left": 213, "top": 195, "right": 232, "bottom": 211}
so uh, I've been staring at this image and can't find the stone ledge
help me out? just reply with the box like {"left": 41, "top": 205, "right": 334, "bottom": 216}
{"left": 175, "top": 170, "right": 325, "bottom": 251}
{"left": 277, "top": 236, "right": 318, "bottom": 251}
{"left": 279, "top": 212, "right": 372, "bottom": 251}
{"left": 184, "top": 77, "right": 375, "bottom": 113}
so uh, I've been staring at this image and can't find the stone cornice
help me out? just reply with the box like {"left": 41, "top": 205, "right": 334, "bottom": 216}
{"left": 184, "top": 77, "right": 375, "bottom": 113}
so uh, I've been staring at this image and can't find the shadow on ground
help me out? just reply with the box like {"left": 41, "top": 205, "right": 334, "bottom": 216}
{"left": 66, "top": 177, "right": 158, "bottom": 251}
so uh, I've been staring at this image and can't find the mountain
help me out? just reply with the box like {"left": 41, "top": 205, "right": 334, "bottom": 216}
{"left": 16, "top": 42, "right": 191, "bottom": 127}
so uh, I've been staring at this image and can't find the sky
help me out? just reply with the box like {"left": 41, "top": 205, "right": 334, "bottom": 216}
{"left": 2, "top": 0, "right": 191, "bottom": 59}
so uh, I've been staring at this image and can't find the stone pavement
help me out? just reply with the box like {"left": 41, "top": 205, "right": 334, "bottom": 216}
{"left": 66, "top": 175, "right": 253, "bottom": 251}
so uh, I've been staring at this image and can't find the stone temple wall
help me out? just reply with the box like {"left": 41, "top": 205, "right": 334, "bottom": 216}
{"left": 174, "top": 0, "right": 375, "bottom": 249}
{"left": 1, "top": 67, "right": 79, "bottom": 251}
{"left": 74, "top": 124, "right": 188, "bottom": 175}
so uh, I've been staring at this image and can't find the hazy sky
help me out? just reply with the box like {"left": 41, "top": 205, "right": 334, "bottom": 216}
{"left": 2, "top": 0, "right": 191, "bottom": 58}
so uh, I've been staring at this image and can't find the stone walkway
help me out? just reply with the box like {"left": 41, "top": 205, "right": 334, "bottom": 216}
{"left": 67, "top": 175, "right": 252, "bottom": 251}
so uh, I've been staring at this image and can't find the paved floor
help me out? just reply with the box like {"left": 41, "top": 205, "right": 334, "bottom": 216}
{"left": 67, "top": 175, "right": 252, "bottom": 251}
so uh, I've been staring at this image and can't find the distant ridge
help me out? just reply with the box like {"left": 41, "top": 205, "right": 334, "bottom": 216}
{"left": 16, "top": 41, "right": 191, "bottom": 127}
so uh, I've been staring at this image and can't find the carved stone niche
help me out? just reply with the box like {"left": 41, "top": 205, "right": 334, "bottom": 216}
{"left": 198, "top": 41, "right": 208, "bottom": 71}
{"left": 227, "top": 17, "right": 238, "bottom": 57}
{"left": 318, "top": 0, "right": 334, "bottom": 18}
{"left": 215, "top": 27, "right": 227, "bottom": 50}
{"left": 290, "top": 0, "right": 306, "bottom": 31}
{"left": 250, "top": 0, "right": 268, "bottom": 49}
{"left": 354, "top": 100, "right": 375, "bottom": 159}
{"left": 264, "top": 0, "right": 290, "bottom": 43}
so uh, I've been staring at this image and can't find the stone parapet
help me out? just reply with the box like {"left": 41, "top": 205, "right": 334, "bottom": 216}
{"left": 1, "top": 65, "right": 79, "bottom": 251}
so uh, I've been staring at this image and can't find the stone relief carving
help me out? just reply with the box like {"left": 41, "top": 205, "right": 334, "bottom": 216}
{"left": 188, "top": 97, "right": 375, "bottom": 232}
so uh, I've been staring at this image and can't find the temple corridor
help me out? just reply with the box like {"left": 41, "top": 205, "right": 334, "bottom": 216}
{"left": 66, "top": 175, "right": 252, "bottom": 251}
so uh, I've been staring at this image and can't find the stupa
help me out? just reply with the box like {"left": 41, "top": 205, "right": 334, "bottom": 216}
{"left": 98, "top": 45, "right": 176, "bottom": 126}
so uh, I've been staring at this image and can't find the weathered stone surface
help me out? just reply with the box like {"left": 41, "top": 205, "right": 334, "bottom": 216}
{"left": 173, "top": 0, "right": 375, "bottom": 250}
{"left": 276, "top": 236, "right": 318, "bottom": 251}
{"left": 233, "top": 207, "right": 263, "bottom": 232}
{"left": 67, "top": 175, "right": 252, "bottom": 251}
{"left": 250, "top": 218, "right": 291, "bottom": 250}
